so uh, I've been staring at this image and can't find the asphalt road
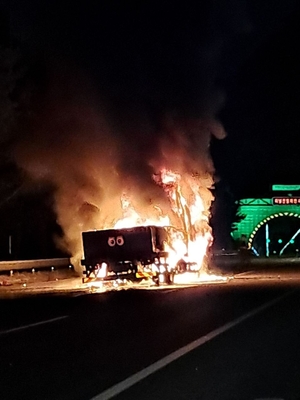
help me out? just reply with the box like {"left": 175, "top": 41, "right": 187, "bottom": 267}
{"left": 0, "top": 278, "right": 300, "bottom": 400}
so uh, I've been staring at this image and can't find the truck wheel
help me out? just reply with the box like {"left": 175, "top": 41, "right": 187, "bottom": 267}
{"left": 153, "top": 275, "right": 160, "bottom": 286}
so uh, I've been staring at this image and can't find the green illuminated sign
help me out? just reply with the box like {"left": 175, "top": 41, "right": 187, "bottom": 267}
{"left": 231, "top": 193, "right": 300, "bottom": 251}
{"left": 272, "top": 185, "right": 300, "bottom": 191}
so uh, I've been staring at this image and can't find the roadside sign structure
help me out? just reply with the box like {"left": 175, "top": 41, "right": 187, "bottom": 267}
{"left": 232, "top": 185, "right": 300, "bottom": 256}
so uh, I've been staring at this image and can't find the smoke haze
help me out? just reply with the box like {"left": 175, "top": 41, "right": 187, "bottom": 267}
{"left": 2, "top": 1, "right": 251, "bottom": 268}
{"left": 11, "top": 62, "right": 225, "bottom": 269}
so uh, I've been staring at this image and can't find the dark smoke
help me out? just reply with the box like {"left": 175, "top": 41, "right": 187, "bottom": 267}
{"left": 12, "top": 61, "right": 225, "bottom": 269}
{"left": 6, "top": 1, "right": 256, "bottom": 269}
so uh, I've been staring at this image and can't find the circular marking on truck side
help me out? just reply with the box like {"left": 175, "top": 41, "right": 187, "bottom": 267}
{"left": 116, "top": 236, "right": 124, "bottom": 246}
{"left": 108, "top": 237, "right": 116, "bottom": 246}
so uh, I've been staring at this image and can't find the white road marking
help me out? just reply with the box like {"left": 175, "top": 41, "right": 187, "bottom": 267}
{"left": 0, "top": 315, "right": 68, "bottom": 336}
{"left": 91, "top": 291, "right": 293, "bottom": 400}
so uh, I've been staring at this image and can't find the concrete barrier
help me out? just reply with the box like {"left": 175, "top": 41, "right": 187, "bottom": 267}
{"left": 0, "top": 258, "right": 71, "bottom": 272}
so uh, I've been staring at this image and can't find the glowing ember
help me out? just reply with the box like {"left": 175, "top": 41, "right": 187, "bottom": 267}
{"left": 113, "top": 168, "right": 213, "bottom": 272}
{"left": 85, "top": 271, "right": 228, "bottom": 293}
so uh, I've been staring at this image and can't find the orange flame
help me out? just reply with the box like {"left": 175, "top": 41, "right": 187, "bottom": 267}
{"left": 114, "top": 169, "right": 213, "bottom": 270}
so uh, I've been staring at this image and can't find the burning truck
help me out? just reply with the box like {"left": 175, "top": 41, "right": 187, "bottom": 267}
{"left": 81, "top": 169, "right": 213, "bottom": 285}
{"left": 81, "top": 225, "right": 200, "bottom": 285}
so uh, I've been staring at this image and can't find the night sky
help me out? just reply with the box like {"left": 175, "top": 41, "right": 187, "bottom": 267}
{"left": 0, "top": 0, "right": 300, "bottom": 253}
{"left": 213, "top": 1, "right": 300, "bottom": 198}
{"left": 2, "top": 0, "right": 298, "bottom": 195}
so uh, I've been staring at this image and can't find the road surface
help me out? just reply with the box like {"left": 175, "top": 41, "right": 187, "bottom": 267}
{"left": 1, "top": 270, "right": 300, "bottom": 400}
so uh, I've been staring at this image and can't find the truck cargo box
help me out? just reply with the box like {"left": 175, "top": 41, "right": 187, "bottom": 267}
{"left": 82, "top": 225, "right": 168, "bottom": 268}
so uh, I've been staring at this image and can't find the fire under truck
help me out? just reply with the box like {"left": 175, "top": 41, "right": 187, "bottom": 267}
{"left": 81, "top": 225, "right": 200, "bottom": 285}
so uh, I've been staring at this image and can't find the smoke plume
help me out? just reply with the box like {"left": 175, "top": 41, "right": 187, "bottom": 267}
{"left": 9, "top": 3, "right": 231, "bottom": 271}
{"left": 13, "top": 74, "right": 225, "bottom": 271}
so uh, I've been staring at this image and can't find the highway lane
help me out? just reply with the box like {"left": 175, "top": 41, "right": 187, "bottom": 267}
{"left": 0, "top": 295, "right": 78, "bottom": 332}
{"left": 114, "top": 289, "right": 300, "bottom": 400}
{"left": 0, "top": 282, "right": 294, "bottom": 400}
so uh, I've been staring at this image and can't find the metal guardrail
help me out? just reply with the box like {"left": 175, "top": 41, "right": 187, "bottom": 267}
{"left": 0, "top": 258, "right": 71, "bottom": 272}
{"left": 2, "top": 255, "right": 300, "bottom": 273}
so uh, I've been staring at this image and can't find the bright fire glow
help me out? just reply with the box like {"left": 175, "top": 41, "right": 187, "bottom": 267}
{"left": 113, "top": 169, "right": 213, "bottom": 271}
{"left": 173, "top": 271, "right": 228, "bottom": 285}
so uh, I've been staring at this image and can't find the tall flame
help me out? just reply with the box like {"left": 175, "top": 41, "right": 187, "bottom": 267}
{"left": 114, "top": 168, "right": 213, "bottom": 270}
